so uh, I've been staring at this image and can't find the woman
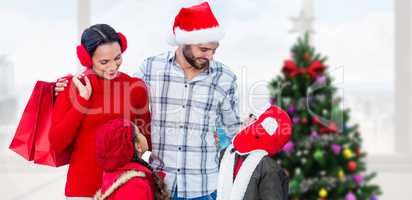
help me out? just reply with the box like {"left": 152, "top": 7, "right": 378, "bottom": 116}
{"left": 49, "top": 24, "right": 151, "bottom": 199}
{"left": 94, "top": 118, "right": 169, "bottom": 200}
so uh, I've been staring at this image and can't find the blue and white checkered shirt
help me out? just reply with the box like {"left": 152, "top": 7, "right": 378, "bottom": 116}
{"left": 134, "top": 52, "right": 241, "bottom": 198}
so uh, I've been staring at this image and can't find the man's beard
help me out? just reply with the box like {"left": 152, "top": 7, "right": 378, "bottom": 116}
{"left": 182, "top": 46, "right": 209, "bottom": 70}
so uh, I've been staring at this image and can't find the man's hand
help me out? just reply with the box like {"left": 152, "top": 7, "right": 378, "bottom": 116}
{"left": 54, "top": 78, "right": 69, "bottom": 96}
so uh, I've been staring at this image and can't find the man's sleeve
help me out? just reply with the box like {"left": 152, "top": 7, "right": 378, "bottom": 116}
{"left": 133, "top": 58, "right": 147, "bottom": 80}
{"left": 219, "top": 78, "right": 242, "bottom": 140}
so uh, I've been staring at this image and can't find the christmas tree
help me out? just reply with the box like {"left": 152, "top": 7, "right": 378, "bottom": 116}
{"left": 269, "top": 34, "right": 381, "bottom": 200}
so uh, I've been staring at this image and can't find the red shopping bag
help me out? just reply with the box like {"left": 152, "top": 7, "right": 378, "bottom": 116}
{"left": 9, "top": 81, "right": 71, "bottom": 167}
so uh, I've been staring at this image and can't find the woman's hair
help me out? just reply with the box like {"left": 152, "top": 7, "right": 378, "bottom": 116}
{"left": 132, "top": 126, "right": 170, "bottom": 200}
{"left": 81, "top": 24, "right": 121, "bottom": 56}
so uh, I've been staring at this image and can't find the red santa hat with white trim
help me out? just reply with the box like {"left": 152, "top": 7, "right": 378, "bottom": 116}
{"left": 168, "top": 1, "right": 224, "bottom": 45}
{"left": 233, "top": 106, "right": 293, "bottom": 156}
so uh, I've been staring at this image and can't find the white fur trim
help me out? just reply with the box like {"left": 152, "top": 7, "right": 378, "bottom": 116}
{"left": 141, "top": 151, "right": 151, "bottom": 163}
{"left": 170, "top": 26, "right": 224, "bottom": 45}
{"left": 217, "top": 147, "right": 235, "bottom": 200}
{"left": 94, "top": 170, "right": 146, "bottom": 200}
{"left": 217, "top": 148, "right": 267, "bottom": 200}
{"left": 179, "top": 0, "right": 205, "bottom": 8}
{"left": 261, "top": 117, "right": 278, "bottom": 136}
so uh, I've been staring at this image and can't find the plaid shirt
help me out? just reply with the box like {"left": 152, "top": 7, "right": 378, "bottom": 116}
{"left": 134, "top": 52, "right": 241, "bottom": 198}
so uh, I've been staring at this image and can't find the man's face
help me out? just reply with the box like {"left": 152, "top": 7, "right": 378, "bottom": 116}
{"left": 182, "top": 42, "right": 219, "bottom": 70}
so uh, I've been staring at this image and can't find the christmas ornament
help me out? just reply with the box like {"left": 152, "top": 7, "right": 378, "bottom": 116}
{"left": 301, "top": 117, "right": 308, "bottom": 124}
{"left": 370, "top": 195, "right": 379, "bottom": 200}
{"left": 348, "top": 161, "right": 357, "bottom": 172}
{"left": 356, "top": 148, "right": 362, "bottom": 157}
{"left": 319, "top": 170, "right": 326, "bottom": 176}
{"left": 338, "top": 169, "right": 345, "bottom": 181}
{"left": 343, "top": 148, "right": 354, "bottom": 159}
{"left": 353, "top": 174, "right": 364, "bottom": 185}
{"left": 290, "top": 179, "right": 300, "bottom": 191}
{"left": 310, "top": 130, "right": 319, "bottom": 139}
{"left": 283, "top": 141, "right": 295, "bottom": 154}
{"left": 269, "top": 97, "right": 277, "bottom": 105}
{"left": 303, "top": 52, "right": 311, "bottom": 61}
{"left": 287, "top": 105, "right": 296, "bottom": 114}
{"left": 316, "top": 75, "right": 326, "bottom": 85}
{"left": 331, "top": 144, "right": 342, "bottom": 155}
{"left": 293, "top": 116, "right": 300, "bottom": 124}
{"left": 312, "top": 116, "right": 321, "bottom": 124}
{"left": 345, "top": 192, "right": 357, "bottom": 200}
{"left": 319, "top": 188, "right": 328, "bottom": 198}
{"left": 314, "top": 149, "right": 324, "bottom": 162}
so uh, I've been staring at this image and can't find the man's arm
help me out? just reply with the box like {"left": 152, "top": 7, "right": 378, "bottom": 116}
{"left": 133, "top": 58, "right": 148, "bottom": 80}
{"left": 219, "top": 78, "right": 242, "bottom": 140}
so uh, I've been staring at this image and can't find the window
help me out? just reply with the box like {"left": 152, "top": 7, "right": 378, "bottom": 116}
{"left": 314, "top": 0, "right": 395, "bottom": 154}
{"left": 1, "top": 1, "right": 76, "bottom": 199}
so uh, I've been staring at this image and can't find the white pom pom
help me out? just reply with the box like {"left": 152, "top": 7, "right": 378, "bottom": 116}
{"left": 261, "top": 117, "right": 278, "bottom": 136}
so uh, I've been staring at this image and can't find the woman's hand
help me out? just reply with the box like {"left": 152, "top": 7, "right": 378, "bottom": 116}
{"left": 72, "top": 74, "right": 92, "bottom": 100}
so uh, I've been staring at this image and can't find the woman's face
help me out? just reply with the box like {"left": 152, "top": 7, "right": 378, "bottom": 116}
{"left": 91, "top": 42, "right": 122, "bottom": 80}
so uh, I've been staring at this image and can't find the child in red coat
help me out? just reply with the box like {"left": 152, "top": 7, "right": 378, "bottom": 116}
{"left": 94, "top": 118, "right": 169, "bottom": 200}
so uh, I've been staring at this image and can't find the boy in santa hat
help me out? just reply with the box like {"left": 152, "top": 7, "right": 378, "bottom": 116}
{"left": 217, "top": 106, "right": 292, "bottom": 200}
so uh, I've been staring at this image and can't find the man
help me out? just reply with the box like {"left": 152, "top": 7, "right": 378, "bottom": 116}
{"left": 56, "top": 2, "right": 241, "bottom": 199}
{"left": 136, "top": 2, "right": 241, "bottom": 199}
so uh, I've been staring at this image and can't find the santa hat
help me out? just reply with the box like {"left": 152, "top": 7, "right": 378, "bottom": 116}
{"left": 169, "top": 1, "right": 224, "bottom": 45}
{"left": 96, "top": 118, "right": 135, "bottom": 172}
{"left": 232, "top": 106, "right": 292, "bottom": 156}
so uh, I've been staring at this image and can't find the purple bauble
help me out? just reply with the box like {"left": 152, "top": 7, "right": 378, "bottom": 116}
{"left": 370, "top": 195, "right": 379, "bottom": 200}
{"left": 353, "top": 174, "right": 364, "bottom": 185}
{"left": 270, "top": 97, "right": 277, "bottom": 105}
{"left": 292, "top": 116, "right": 300, "bottom": 124}
{"left": 287, "top": 105, "right": 296, "bottom": 114}
{"left": 282, "top": 141, "right": 295, "bottom": 154}
{"left": 316, "top": 75, "right": 327, "bottom": 85}
{"left": 310, "top": 130, "right": 319, "bottom": 139}
{"left": 345, "top": 192, "right": 357, "bottom": 200}
{"left": 331, "top": 144, "right": 342, "bottom": 155}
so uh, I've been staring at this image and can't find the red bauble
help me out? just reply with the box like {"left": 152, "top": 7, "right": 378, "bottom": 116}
{"left": 356, "top": 148, "right": 362, "bottom": 157}
{"left": 312, "top": 116, "right": 320, "bottom": 124}
{"left": 348, "top": 161, "right": 357, "bottom": 172}
{"left": 301, "top": 117, "right": 308, "bottom": 124}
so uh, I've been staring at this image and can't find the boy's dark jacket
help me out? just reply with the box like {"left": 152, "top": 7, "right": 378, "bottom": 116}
{"left": 219, "top": 149, "right": 289, "bottom": 200}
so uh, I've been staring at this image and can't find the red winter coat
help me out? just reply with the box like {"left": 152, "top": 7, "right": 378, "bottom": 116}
{"left": 49, "top": 70, "right": 151, "bottom": 197}
{"left": 98, "top": 162, "right": 155, "bottom": 200}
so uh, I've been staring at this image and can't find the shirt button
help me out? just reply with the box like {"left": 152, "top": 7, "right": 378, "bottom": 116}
{"left": 177, "top": 169, "right": 181, "bottom": 172}
{"left": 178, "top": 147, "right": 182, "bottom": 151}
{"left": 182, "top": 105, "right": 186, "bottom": 108}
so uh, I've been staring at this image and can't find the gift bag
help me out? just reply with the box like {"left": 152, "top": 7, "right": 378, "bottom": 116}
{"left": 9, "top": 81, "right": 71, "bottom": 167}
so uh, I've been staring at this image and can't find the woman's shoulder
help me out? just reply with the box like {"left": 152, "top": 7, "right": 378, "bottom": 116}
{"left": 118, "top": 72, "right": 146, "bottom": 86}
